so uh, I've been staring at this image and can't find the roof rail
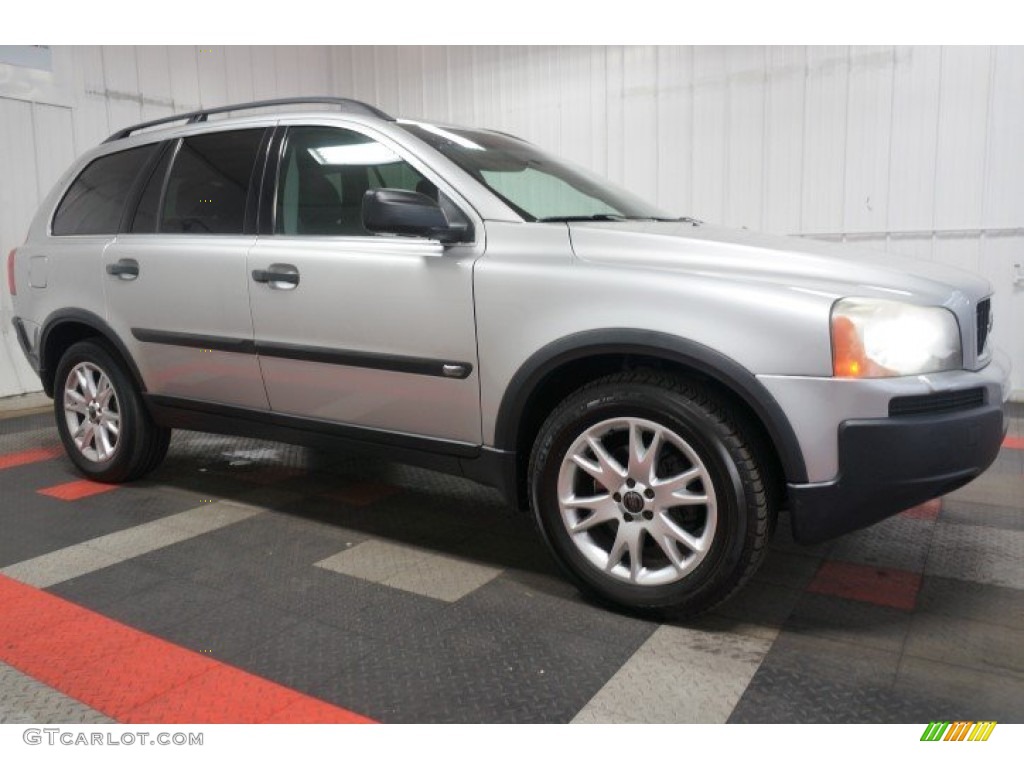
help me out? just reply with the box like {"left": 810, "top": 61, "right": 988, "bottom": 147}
{"left": 103, "top": 97, "right": 395, "bottom": 143}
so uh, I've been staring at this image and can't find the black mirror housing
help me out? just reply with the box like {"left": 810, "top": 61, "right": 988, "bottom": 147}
{"left": 361, "top": 188, "right": 469, "bottom": 244}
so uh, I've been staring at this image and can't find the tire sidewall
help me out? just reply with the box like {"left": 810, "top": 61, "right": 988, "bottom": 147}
{"left": 530, "top": 383, "right": 753, "bottom": 613}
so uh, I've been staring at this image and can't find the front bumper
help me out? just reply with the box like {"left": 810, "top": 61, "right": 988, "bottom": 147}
{"left": 787, "top": 402, "right": 1007, "bottom": 543}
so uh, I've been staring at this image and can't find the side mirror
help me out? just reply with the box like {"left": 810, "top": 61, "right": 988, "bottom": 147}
{"left": 361, "top": 188, "right": 469, "bottom": 244}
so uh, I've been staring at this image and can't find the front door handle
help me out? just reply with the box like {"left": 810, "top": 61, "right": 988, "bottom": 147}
{"left": 106, "top": 258, "right": 139, "bottom": 280}
{"left": 252, "top": 263, "right": 300, "bottom": 290}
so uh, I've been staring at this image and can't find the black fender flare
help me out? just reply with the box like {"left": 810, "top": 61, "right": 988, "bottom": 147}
{"left": 492, "top": 329, "right": 809, "bottom": 484}
{"left": 38, "top": 308, "right": 147, "bottom": 398}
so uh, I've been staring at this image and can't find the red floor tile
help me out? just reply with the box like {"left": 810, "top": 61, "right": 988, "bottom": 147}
{"left": 0, "top": 574, "right": 373, "bottom": 724}
{"left": 0, "top": 446, "right": 63, "bottom": 471}
{"left": 807, "top": 560, "right": 923, "bottom": 611}
{"left": 38, "top": 479, "right": 119, "bottom": 501}
{"left": 900, "top": 498, "right": 941, "bottom": 520}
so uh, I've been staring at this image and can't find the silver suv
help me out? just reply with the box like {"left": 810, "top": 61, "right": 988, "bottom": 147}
{"left": 8, "top": 97, "right": 1010, "bottom": 616}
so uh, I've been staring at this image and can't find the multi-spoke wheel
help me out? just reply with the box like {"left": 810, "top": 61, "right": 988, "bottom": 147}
{"left": 529, "top": 372, "right": 774, "bottom": 617}
{"left": 53, "top": 340, "right": 171, "bottom": 483}
{"left": 63, "top": 362, "right": 122, "bottom": 463}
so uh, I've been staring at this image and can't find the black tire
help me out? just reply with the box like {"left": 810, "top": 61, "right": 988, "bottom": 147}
{"left": 53, "top": 339, "right": 171, "bottom": 483}
{"left": 528, "top": 371, "right": 774, "bottom": 618}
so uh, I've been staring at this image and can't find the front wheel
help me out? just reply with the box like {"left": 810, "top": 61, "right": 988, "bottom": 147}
{"left": 528, "top": 372, "right": 774, "bottom": 617}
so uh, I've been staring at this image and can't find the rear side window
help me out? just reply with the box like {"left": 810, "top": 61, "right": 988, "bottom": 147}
{"left": 159, "top": 129, "right": 264, "bottom": 234}
{"left": 51, "top": 145, "right": 156, "bottom": 236}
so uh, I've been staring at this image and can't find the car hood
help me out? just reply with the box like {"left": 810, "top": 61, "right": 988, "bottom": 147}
{"left": 568, "top": 221, "right": 992, "bottom": 306}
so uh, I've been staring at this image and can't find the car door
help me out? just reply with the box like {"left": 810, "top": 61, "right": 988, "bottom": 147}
{"left": 104, "top": 127, "right": 270, "bottom": 410}
{"left": 247, "top": 122, "right": 483, "bottom": 445}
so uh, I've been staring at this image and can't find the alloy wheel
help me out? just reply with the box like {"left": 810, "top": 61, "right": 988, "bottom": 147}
{"left": 556, "top": 416, "right": 718, "bottom": 586}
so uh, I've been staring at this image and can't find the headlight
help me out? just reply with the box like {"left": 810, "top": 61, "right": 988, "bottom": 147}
{"left": 831, "top": 298, "right": 962, "bottom": 378}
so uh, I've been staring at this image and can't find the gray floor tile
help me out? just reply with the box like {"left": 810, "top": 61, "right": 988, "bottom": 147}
{"left": 0, "top": 663, "right": 114, "bottom": 724}
{"left": 939, "top": 499, "right": 1024, "bottom": 532}
{"left": 925, "top": 522, "right": 1024, "bottom": 590}
{"left": 315, "top": 539, "right": 503, "bottom": 602}
{"left": 944, "top": 472, "right": 1024, "bottom": 508}
{"left": 572, "top": 624, "right": 771, "bottom": 723}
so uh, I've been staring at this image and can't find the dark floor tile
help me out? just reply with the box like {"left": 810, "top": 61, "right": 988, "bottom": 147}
{"left": 894, "top": 656, "right": 1024, "bottom": 722}
{"left": 751, "top": 549, "right": 824, "bottom": 590}
{"left": 257, "top": 567, "right": 449, "bottom": 640}
{"left": 47, "top": 561, "right": 170, "bottom": 611}
{"left": 827, "top": 516, "right": 935, "bottom": 572}
{"left": 784, "top": 593, "right": 912, "bottom": 654}
{"left": 710, "top": 581, "right": 803, "bottom": 628}
{"left": 195, "top": 513, "right": 361, "bottom": 570}
{"left": 904, "top": 612, "right": 1024, "bottom": 679}
{"left": 155, "top": 596, "right": 304, "bottom": 664}
{"left": 97, "top": 576, "right": 235, "bottom": 635}
{"left": 231, "top": 619, "right": 378, "bottom": 702}
{"left": 329, "top": 611, "right": 637, "bottom": 723}
{"left": 916, "top": 575, "right": 1024, "bottom": 631}
{"left": 727, "top": 633, "right": 913, "bottom": 723}
{"left": 729, "top": 675, "right": 956, "bottom": 724}
{"left": 442, "top": 576, "right": 657, "bottom": 654}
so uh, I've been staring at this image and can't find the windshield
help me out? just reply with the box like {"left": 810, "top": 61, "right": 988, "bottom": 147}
{"left": 400, "top": 121, "right": 677, "bottom": 222}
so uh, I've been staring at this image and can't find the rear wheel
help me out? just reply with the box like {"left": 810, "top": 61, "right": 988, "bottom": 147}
{"left": 54, "top": 339, "right": 170, "bottom": 483}
{"left": 528, "top": 372, "right": 774, "bottom": 617}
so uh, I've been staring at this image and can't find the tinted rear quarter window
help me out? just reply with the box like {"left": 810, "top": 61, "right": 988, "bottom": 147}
{"left": 52, "top": 145, "right": 156, "bottom": 236}
{"left": 160, "top": 129, "right": 264, "bottom": 235}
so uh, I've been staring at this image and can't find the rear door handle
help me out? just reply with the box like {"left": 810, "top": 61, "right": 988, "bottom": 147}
{"left": 106, "top": 258, "right": 139, "bottom": 280}
{"left": 252, "top": 263, "right": 300, "bottom": 290}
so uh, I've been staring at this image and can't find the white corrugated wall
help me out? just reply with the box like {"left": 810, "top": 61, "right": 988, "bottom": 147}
{"left": 2, "top": 46, "right": 1022, "bottom": 398}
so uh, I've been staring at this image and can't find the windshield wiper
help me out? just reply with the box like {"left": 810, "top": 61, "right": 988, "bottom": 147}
{"left": 538, "top": 214, "right": 703, "bottom": 225}
{"left": 537, "top": 214, "right": 628, "bottom": 223}
{"left": 635, "top": 216, "right": 703, "bottom": 225}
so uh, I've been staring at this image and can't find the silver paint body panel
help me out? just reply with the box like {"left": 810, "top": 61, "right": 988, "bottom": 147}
{"left": 103, "top": 234, "right": 269, "bottom": 410}
{"left": 249, "top": 235, "right": 482, "bottom": 443}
